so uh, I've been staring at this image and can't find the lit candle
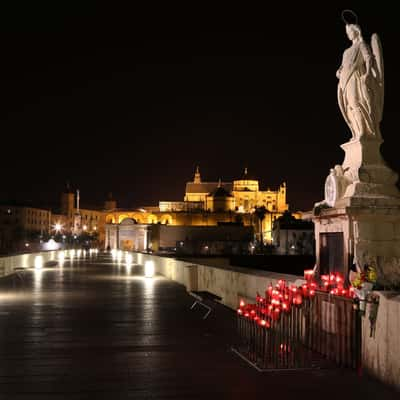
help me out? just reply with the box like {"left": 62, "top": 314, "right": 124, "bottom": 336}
{"left": 304, "top": 269, "right": 314, "bottom": 282}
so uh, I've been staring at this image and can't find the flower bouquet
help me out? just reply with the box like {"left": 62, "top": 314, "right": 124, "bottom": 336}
{"left": 351, "top": 264, "right": 376, "bottom": 289}
{"left": 350, "top": 264, "right": 377, "bottom": 312}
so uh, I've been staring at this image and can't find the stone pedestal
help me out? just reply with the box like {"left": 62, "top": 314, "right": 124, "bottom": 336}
{"left": 313, "top": 137, "right": 400, "bottom": 288}
{"left": 338, "top": 137, "right": 400, "bottom": 205}
{"left": 314, "top": 205, "right": 400, "bottom": 288}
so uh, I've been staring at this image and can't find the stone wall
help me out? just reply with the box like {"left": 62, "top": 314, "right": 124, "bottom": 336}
{"left": 0, "top": 251, "right": 58, "bottom": 277}
{"left": 362, "top": 292, "right": 400, "bottom": 390}
{"left": 135, "top": 253, "right": 302, "bottom": 309}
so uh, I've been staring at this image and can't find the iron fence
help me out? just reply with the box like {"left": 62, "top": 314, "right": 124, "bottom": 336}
{"left": 235, "top": 291, "right": 361, "bottom": 370}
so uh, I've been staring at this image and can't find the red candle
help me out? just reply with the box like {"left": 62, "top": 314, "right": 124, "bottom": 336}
{"left": 304, "top": 269, "right": 314, "bottom": 282}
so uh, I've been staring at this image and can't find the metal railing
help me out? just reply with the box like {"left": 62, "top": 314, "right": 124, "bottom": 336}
{"left": 234, "top": 291, "right": 361, "bottom": 370}
{"left": 306, "top": 291, "right": 361, "bottom": 369}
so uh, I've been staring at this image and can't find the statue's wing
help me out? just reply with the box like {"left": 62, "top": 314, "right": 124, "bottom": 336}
{"left": 371, "top": 33, "right": 384, "bottom": 118}
{"left": 371, "top": 33, "right": 384, "bottom": 84}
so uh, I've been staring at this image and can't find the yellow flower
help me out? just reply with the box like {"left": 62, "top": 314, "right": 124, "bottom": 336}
{"left": 367, "top": 266, "right": 377, "bottom": 283}
{"left": 351, "top": 273, "right": 363, "bottom": 289}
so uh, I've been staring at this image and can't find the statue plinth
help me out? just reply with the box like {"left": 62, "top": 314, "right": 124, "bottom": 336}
{"left": 314, "top": 136, "right": 400, "bottom": 288}
{"left": 336, "top": 136, "right": 400, "bottom": 207}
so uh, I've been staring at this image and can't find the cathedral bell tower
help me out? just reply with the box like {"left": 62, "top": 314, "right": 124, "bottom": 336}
{"left": 194, "top": 165, "right": 201, "bottom": 183}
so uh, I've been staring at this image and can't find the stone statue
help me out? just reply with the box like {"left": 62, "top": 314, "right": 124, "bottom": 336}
{"left": 336, "top": 19, "right": 384, "bottom": 140}
{"left": 313, "top": 12, "right": 400, "bottom": 290}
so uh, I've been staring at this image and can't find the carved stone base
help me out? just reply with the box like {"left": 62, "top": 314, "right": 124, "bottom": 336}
{"left": 313, "top": 205, "right": 400, "bottom": 288}
{"left": 314, "top": 135, "right": 400, "bottom": 287}
{"left": 338, "top": 137, "right": 400, "bottom": 204}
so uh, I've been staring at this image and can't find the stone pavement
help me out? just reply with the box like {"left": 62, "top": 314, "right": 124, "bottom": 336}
{"left": 0, "top": 253, "right": 398, "bottom": 399}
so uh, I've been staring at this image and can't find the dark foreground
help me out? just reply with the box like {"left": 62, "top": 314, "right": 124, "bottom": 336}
{"left": 0, "top": 253, "right": 397, "bottom": 399}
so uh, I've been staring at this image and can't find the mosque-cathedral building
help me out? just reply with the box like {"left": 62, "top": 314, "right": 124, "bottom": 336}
{"left": 103, "top": 167, "right": 293, "bottom": 252}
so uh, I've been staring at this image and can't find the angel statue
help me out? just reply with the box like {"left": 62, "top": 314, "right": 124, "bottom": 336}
{"left": 336, "top": 11, "right": 384, "bottom": 140}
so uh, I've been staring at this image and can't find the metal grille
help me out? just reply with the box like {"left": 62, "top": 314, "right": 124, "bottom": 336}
{"left": 306, "top": 291, "right": 361, "bottom": 368}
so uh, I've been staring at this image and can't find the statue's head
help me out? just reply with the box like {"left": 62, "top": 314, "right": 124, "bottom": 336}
{"left": 346, "top": 24, "right": 362, "bottom": 41}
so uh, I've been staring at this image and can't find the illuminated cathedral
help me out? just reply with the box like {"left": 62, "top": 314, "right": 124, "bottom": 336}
{"left": 104, "top": 167, "right": 291, "bottom": 250}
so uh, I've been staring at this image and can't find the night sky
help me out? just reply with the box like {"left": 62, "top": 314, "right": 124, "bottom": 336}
{"left": 1, "top": 3, "right": 400, "bottom": 211}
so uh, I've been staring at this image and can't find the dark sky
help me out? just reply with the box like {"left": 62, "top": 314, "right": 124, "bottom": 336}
{"left": 1, "top": 3, "right": 400, "bottom": 211}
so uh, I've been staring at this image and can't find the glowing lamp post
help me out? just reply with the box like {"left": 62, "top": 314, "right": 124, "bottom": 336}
{"left": 144, "top": 260, "right": 155, "bottom": 278}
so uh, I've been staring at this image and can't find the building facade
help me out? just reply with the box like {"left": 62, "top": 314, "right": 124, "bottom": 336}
{"left": 105, "top": 167, "right": 292, "bottom": 250}
{"left": 51, "top": 187, "right": 109, "bottom": 245}
{"left": 1, "top": 169, "right": 294, "bottom": 253}
{"left": 0, "top": 204, "right": 51, "bottom": 253}
{"left": 184, "top": 167, "right": 287, "bottom": 214}
{"left": 272, "top": 211, "right": 315, "bottom": 255}
{"left": 106, "top": 220, "right": 253, "bottom": 255}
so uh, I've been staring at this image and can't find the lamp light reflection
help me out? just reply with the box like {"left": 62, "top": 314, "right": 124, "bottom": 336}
{"left": 34, "top": 255, "right": 43, "bottom": 269}
{"left": 33, "top": 268, "right": 43, "bottom": 291}
{"left": 144, "top": 260, "right": 155, "bottom": 278}
{"left": 125, "top": 253, "right": 133, "bottom": 267}
{"left": 58, "top": 251, "right": 65, "bottom": 266}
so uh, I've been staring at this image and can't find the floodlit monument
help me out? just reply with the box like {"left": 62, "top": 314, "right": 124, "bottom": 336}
{"left": 313, "top": 12, "right": 400, "bottom": 287}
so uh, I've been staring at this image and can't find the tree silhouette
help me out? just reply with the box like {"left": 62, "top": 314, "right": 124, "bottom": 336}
{"left": 254, "top": 206, "right": 267, "bottom": 244}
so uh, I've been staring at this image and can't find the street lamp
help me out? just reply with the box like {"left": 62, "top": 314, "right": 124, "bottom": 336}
{"left": 54, "top": 223, "right": 63, "bottom": 232}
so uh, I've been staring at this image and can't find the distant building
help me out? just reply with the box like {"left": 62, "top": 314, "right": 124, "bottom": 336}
{"left": 184, "top": 166, "right": 288, "bottom": 214}
{"left": 0, "top": 204, "right": 51, "bottom": 253}
{"left": 51, "top": 185, "right": 108, "bottom": 245}
{"left": 0, "top": 186, "right": 111, "bottom": 253}
{"left": 106, "top": 220, "right": 253, "bottom": 255}
{"left": 272, "top": 211, "right": 314, "bottom": 255}
{"left": 105, "top": 166, "right": 294, "bottom": 250}
{"left": 1, "top": 167, "right": 296, "bottom": 254}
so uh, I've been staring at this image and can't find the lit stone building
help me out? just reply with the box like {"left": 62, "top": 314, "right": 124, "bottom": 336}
{"left": 0, "top": 169, "right": 293, "bottom": 253}
{"left": 51, "top": 186, "right": 108, "bottom": 244}
{"left": 184, "top": 167, "right": 288, "bottom": 214}
{"left": 105, "top": 167, "right": 291, "bottom": 251}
